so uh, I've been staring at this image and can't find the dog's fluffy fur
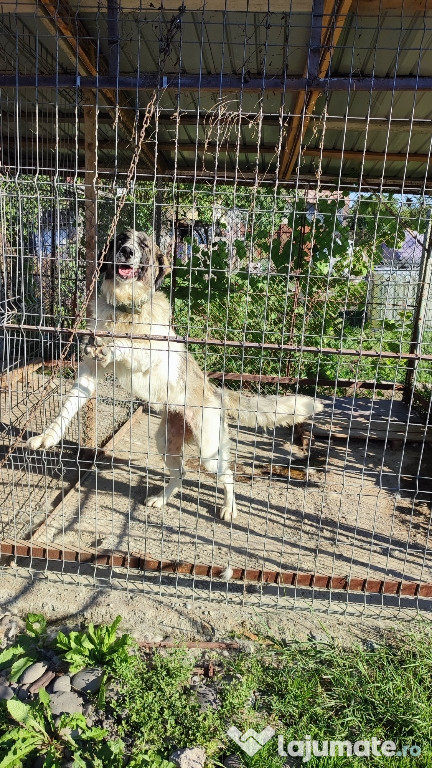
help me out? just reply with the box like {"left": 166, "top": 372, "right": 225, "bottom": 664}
{"left": 27, "top": 229, "right": 324, "bottom": 520}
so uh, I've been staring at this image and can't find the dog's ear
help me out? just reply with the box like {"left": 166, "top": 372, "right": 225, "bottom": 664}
{"left": 154, "top": 247, "right": 171, "bottom": 290}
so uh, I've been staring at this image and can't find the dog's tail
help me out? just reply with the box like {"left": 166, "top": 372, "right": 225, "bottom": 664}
{"left": 222, "top": 390, "right": 324, "bottom": 430}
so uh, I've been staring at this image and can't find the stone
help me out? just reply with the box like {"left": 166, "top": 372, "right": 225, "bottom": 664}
{"left": 0, "top": 615, "right": 24, "bottom": 632}
{"left": 224, "top": 757, "right": 243, "bottom": 768}
{"left": 308, "top": 631, "right": 331, "bottom": 644}
{"left": 71, "top": 668, "right": 104, "bottom": 694}
{"left": 17, "top": 686, "right": 30, "bottom": 701}
{"left": 52, "top": 675, "right": 71, "bottom": 693}
{"left": 83, "top": 702, "right": 95, "bottom": 726}
{"left": 364, "top": 640, "right": 378, "bottom": 652}
{"left": 0, "top": 684, "right": 13, "bottom": 701}
{"left": 169, "top": 747, "right": 206, "bottom": 768}
{"left": 19, "top": 662, "right": 48, "bottom": 685}
{"left": 50, "top": 691, "right": 84, "bottom": 716}
{"left": 195, "top": 685, "right": 221, "bottom": 713}
{"left": 105, "top": 680, "right": 119, "bottom": 697}
{"left": 150, "top": 634, "right": 164, "bottom": 644}
{"left": 3, "top": 618, "right": 25, "bottom": 641}
{"left": 28, "top": 670, "right": 56, "bottom": 694}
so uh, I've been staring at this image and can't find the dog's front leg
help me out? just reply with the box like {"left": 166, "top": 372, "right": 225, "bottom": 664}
{"left": 26, "top": 357, "right": 99, "bottom": 450}
{"left": 84, "top": 336, "right": 135, "bottom": 368}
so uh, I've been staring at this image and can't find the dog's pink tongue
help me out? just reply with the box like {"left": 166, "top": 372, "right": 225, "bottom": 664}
{"left": 118, "top": 266, "right": 135, "bottom": 278}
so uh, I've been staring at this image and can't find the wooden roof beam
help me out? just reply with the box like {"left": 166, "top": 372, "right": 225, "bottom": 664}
{"left": 279, "top": 0, "right": 353, "bottom": 181}
{"left": 36, "top": 0, "right": 161, "bottom": 172}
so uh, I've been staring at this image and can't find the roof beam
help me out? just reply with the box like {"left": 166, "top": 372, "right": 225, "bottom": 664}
{"left": 5, "top": 73, "right": 432, "bottom": 92}
{"left": 304, "top": 147, "right": 432, "bottom": 164}
{"left": 5, "top": 138, "right": 432, "bottom": 165}
{"left": 279, "top": 0, "right": 353, "bottom": 181}
{"left": 35, "top": 0, "right": 159, "bottom": 171}
{"left": 4, "top": 110, "right": 432, "bottom": 134}
{"left": 3, "top": 158, "right": 431, "bottom": 191}
{"left": 1, "top": 1, "right": 428, "bottom": 12}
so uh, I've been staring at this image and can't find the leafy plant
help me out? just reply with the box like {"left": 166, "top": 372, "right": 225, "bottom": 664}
{"left": 0, "top": 689, "right": 123, "bottom": 767}
{"left": 0, "top": 613, "right": 47, "bottom": 683}
{"left": 55, "top": 616, "right": 134, "bottom": 675}
{"left": 127, "top": 751, "right": 176, "bottom": 767}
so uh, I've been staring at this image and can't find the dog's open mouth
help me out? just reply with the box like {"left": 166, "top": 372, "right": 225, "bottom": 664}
{"left": 117, "top": 265, "right": 139, "bottom": 280}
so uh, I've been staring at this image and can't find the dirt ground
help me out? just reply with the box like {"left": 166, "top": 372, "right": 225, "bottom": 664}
{"left": 0, "top": 564, "right": 431, "bottom": 647}
{"left": 1, "top": 372, "right": 432, "bottom": 641}
{"left": 30, "top": 407, "right": 432, "bottom": 586}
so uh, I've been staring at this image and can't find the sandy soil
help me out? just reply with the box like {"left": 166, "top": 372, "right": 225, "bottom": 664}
{"left": 31, "top": 408, "right": 432, "bottom": 586}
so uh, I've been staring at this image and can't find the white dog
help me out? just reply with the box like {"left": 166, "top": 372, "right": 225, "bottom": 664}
{"left": 27, "top": 230, "right": 323, "bottom": 520}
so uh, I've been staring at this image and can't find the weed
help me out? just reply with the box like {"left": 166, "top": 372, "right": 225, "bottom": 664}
{"left": 0, "top": 614, "right": 48, "bottom": 682}
{"left": 0, "top": 689, "right": 123, "bottom": 767}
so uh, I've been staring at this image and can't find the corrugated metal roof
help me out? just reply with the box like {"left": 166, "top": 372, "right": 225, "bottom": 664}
{"left": 1, "top": 2, "right": 432, "bottom": 189}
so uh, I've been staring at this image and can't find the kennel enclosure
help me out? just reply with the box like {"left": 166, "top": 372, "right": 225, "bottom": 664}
{"left": 1, "top": 0, "right": 432, "bottom": 608}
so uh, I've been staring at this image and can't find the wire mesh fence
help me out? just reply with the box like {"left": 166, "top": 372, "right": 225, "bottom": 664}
{"left": 1, "top": 0, "right": 432, "bottom": 612}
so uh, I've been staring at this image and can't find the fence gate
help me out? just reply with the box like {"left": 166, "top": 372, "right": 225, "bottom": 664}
{"left": 1, "top": 0, "right": 432, "bottom": 612}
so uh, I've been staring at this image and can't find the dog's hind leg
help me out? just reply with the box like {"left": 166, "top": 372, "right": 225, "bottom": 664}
{"left": 146, "top": 411, "right": 187, "bottom": 509}
{"left": 200, "top": 410, "right": 237, "bottom": 522}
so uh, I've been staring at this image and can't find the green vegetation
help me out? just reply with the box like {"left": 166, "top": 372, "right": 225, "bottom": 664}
{"left": 55, "top": 615, "right": 133, "bottom": 675}
{"left": 0, "top": 614, "right": 47, "bottom": 683}
{"left": 0, "top": 615, "right": 432, "bottom": 767}
{"left": 0, "top": 691, "right": 123, "bottom": 767}
{"left": 108, "top": 631, "right": 432, "bottom": 767}
{"left": 1, "top": 174, "right": 430, "bottom": 388}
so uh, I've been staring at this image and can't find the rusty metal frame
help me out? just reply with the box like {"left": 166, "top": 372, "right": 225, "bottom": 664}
{"left": 4, "top": 322, "right": 432, "bottom": 363}
{"left": 2, "top": 74, "right": 432, "bottom": 92}
{"left": 2, "top": 540, "right": 431, "bottom": 598}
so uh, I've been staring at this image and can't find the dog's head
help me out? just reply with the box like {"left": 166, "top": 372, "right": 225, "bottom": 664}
{"left": 100, "top": 229, "right": 170, "bottom": 292}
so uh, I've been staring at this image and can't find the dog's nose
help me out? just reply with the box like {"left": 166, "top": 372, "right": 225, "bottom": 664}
{"left": 119, "top": 246, "right": 133, "bottom": 259}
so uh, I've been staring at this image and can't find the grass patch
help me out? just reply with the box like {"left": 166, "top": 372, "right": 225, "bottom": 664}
{"left": 108, "top": 630, "right": 432, "bottom": 767}
{"left": 1, "top": 617, "right": 432, "bottom": 766}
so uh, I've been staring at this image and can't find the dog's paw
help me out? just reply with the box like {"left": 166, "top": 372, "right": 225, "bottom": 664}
{"left": 83, "top": 334, "right": 101, "bottom": 355}
{"left": 146, "top": 493, "right": 166, "bottom": 509}
{"left": 219, "top": 502, "right": 238, "bottom": 521}
{"left": 87, "top": 344, "right": 113, "bottom": 367}
{"left": 84, "top": 336, "right": 113, "bottom": 366}
{"left": 26, "top": 431, "right": 58, "bottom": 450}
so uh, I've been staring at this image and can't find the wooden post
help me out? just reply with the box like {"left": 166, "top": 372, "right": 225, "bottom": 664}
{"left": 404, "top": 215, "right": 432, "bottom": 405}
{"left": 82, "top": 89, "right": 98, "bottom": 449}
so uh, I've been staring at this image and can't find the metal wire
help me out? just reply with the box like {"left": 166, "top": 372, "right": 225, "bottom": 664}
{"left": 0, "top": 0, "right": 432, "bottom": 619}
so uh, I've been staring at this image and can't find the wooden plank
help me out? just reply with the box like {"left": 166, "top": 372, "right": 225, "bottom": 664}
{"left": 279, "top": 0, "right": 354, "bottom": 181}
{"left": 312, "top": 397, "right": 432, "bottom": 442}
{"left": 3, "top": 536, "right": 432, "bottom": 599}
{"left": 35, "top": 0, "right": 159, "bottom": 171}
{"left": 9, "top": 139, "right": 432, "bottom": 167}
